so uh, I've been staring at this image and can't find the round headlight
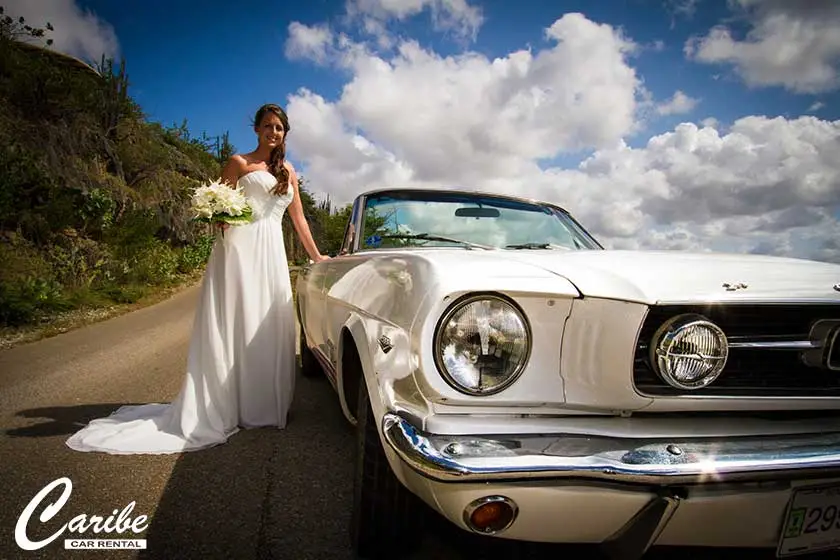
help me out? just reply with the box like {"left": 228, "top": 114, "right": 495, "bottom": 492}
{"left": 649, "top": 314, "right": 729, "bottom": 390}
{"left": 434, "top": 294, "right": 531, "bottom": 396}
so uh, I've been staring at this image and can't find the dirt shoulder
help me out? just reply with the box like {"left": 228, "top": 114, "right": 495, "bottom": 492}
{"left": 0, "top": 272, "right": 204, "bottom": 352}
{"left": 0, "top": 266, "right": 303, "bottom": 352}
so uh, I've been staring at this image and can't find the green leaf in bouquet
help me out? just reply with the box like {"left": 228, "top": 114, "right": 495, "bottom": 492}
{"left": 221, "top": 214, "right": 253, "bottom": 225}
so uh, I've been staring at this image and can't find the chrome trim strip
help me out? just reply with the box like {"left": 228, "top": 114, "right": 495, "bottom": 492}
{"left": 381, "top": 412, "right": 840, "bottom": 485}
{"left": 639, "top": 339, "right": 820, "bottom": 351}
{"left": 311, "top": 346, "right": 338, "bottom": 390}
{"left": 655, "top": 299, "right": 840, "bottom": 305}
{"left": 727, "top": 340, "right": 819, "bottom": 350}
{"left": 828, "top": 327, "right": 840, "bottom": 372}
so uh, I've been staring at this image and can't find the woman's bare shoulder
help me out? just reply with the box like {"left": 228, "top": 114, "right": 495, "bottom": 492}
{"left": 221, "top": 154, "right": 249, "bottom": 185}
{"left": 230, "top": 153, "right": 251, "bottom": 167}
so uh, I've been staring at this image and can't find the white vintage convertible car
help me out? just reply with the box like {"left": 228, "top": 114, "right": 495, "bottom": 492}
{"left": 295, "top": 187, "right": 840, "bottom": 559}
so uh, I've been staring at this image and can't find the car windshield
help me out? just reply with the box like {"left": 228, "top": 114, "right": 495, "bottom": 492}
{"left": 358, "top": 191, "right": 602, "bottom": 251}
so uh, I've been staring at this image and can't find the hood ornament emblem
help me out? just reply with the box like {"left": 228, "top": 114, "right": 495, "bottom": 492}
{"left": 722, "top": 282, "right": 748, "bottom": 291}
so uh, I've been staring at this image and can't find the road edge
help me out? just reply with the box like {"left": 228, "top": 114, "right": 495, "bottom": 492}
{"left": 0, "top": 273, "right": 205, "bottom": 352}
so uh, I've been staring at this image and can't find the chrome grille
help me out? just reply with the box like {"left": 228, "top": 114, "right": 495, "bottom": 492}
{"left": 633, "top": 303, "right": 840, "bottom": 397}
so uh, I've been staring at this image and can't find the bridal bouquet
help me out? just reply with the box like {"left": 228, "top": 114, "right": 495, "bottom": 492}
{"left": 190, "top": 178, "right": 253, "bottom": 231}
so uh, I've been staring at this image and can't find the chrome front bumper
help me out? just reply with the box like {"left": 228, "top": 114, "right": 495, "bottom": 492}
{"left": 381, "top": 412, "right": 840, "bottom": 485}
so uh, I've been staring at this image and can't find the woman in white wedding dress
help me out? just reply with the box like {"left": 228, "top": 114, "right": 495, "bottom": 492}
{"left": 66, "top": 104, "right": 328, "bottom": 454}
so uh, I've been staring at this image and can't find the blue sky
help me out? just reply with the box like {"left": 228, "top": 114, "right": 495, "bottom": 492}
{"left": 7, "top": 0, "right": 840, "bottom": 262}
{"left": 69, "top": 0, "right": 837, "bottom": 157}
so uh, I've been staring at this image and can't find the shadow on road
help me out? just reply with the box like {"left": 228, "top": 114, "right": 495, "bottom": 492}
{"left": 134, "top": 367, "right": 359, "bottom": 560}
{"left": 6, "top": 403, "right": 147, "bottom": 437}
{"left": 2, "top": 374, "right": 804, "bottom": 560}
{"left": 126, "top": 364, "right": 788, "bottom": 560}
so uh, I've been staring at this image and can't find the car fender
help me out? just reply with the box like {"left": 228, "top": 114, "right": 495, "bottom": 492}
{"left": 336, "top": 313, "right": 373, "bottom": 425}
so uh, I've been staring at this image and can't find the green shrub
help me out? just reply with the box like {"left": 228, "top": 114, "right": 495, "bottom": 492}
{"left": 125, "top": 239, "right": 180, "bottom": 285}
{"left": 45, "top": 230, "right": 111, "bottom": 289}
{"left": 99, "top": 283, "right": 148, "bottom": 304}
{"left": 178, "top": 234, "right": 215, "bottom": 273}
{"left": 0, "top": 275, "right": 69, "bottom": 326}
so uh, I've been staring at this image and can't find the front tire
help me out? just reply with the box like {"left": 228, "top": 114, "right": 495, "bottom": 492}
{"left": 349, "top": 371, "right": 425, "bottom": 558}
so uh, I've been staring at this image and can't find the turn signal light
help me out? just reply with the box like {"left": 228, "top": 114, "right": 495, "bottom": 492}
{"left": 464, "top": 496, "right": 518, "bottom": 534}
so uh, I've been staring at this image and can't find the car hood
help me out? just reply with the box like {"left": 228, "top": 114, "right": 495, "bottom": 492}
{"left": 499, "top": 249, "right": 840, "bottom": 305}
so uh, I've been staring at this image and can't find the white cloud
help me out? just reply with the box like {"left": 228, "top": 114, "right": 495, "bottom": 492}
{"left": 3, "top": 0, "right": 119, "bottom": 62}
{"left": 656, "top": 90, "right": 700, "bottom": 115}
{"left": 807, "top": 220, "right": 840, "bottom": 264}
{"left": 809, "top": 101, "right": 826, "bottom": 112}
{"left": 686, "top": 0, "right": 840, "bottom": 94}
{"left": 556, "top": 117, "right": 840, "bottom": 259}
{"left": 345, "top": 0, "right": 484, "bottom": 43}
{"left": 284, "top": 12, "right": 840, "bottom": 265}
{"left": 286, "top": 88, "right": 417, "bottom": 203}
{"left": 665, "top": 0, "right": 700, "bottom": 18}
{"left": 700, "top": 117, "right": 719, "bottom": 129}
{"left": 285, "top": 22, "right": 333, "bottom": 64}
{"left": 287, "top": 13, "right": 647, "bottom": 188}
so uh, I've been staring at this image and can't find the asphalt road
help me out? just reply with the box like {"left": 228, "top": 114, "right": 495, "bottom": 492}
{"left": 0, "top": 285, "right": 813, "bottom": 560}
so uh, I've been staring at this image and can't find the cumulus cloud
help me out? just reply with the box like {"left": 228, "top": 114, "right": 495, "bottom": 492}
{"left": 284, "top": 11, "right": 840, "bottom": 264}
{"left": 551, "top": 117, "right": 840, "bottom": 260}
{"left": 656, "top": 90, "right": 700, "bottom": 115}
{"left": 686, "top": 0, "right": 840, "bottom": 93}
{"left": 3, "top": 0, "right": 119, "bottom": 62}
{"left": 345, "top": 0, "right": 484, "bottom": 43}
{"left": 285, "top": 22, "right": 334, "bottom": 64}
{"left": 287, "top": 13, "right": 646, "bottom": 186}
{"left": 809, "top": 221, "right": 840, "bottom": 263}
{"left": 700, "top": 117, "right": 720, "bottom": 129}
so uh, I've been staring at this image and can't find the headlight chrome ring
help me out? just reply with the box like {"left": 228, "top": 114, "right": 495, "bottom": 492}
{"left": 433, "top": 293, "right": 531, "bottom": 396}
{"left": 649, "top": 313, "right": 729, "bottom": 390}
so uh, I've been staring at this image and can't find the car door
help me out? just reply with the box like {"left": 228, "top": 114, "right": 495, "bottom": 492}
{"left": 318, "top": 198, "right": 363, "bottom": 373}
{"left": 297, "top": 255, "right": 326, "bottom": 356}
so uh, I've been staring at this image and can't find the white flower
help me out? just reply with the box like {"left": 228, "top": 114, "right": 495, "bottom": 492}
{"left": 189, "top": 178, "right": 253, "bottom": 226}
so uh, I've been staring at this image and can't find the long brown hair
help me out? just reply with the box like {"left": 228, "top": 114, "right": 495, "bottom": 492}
{"left": 253, "top": 104, "right": 291, "bottom": 195}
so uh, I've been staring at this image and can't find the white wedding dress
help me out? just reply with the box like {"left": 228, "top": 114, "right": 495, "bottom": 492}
{"left": 66, "top": 170, "right": 297, "bottom": 454}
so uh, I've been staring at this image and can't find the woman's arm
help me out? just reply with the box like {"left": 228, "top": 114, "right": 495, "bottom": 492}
{"left": 214, "top": 155, "right": 246, "bottom": 233}
{"left": 221, "top": 155, "right": 245, "bottom": 187}
{"left": 286, "top": 162, "right": 328, "bottom": 263}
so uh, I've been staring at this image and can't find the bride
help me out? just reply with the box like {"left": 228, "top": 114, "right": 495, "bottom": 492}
{"left": 66, "top": 104, "right": 328, "bottom": 454}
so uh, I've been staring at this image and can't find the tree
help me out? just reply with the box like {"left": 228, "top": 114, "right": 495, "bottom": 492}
{"left": 0, "top": 15, "right": 232, "bottom": 326}
{"left": 215, "top": 131, "right": 235, "bottom": 166}
{"left": 283, "top": 176, "right": 321, "bottom": 263}
{"left": 96, "top": 55, "right": 132, "bottom": 181}
{"left": 0, "top": 6, "right": 54, "bottom": 46}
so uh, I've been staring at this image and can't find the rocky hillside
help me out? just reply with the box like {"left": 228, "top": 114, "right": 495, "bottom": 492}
{"left": 0, "top": 8, "right": 349, "bottom": 330}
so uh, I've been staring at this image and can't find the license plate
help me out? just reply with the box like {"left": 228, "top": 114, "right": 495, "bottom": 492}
{"left": 777, "top": 483, "right": 840, "bottom": 557}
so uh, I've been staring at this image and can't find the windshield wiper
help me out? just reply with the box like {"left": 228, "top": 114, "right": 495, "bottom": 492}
{"left": 505, "top": 242, "right": 552, "bottom": 250}
{"left": 379, "top": 233, "right": 493, "bottom": 250}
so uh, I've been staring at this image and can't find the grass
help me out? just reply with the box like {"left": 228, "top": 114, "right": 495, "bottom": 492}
{"left": 0, "top": 270, "right": 204, "bottom": 351}
{"left": 0, "top": 266, "right": 304, "bottom": 351}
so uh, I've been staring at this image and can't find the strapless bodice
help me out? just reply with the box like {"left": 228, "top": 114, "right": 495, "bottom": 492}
{"left": 236, "top": 170, "right": 294, "bottom": 222}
